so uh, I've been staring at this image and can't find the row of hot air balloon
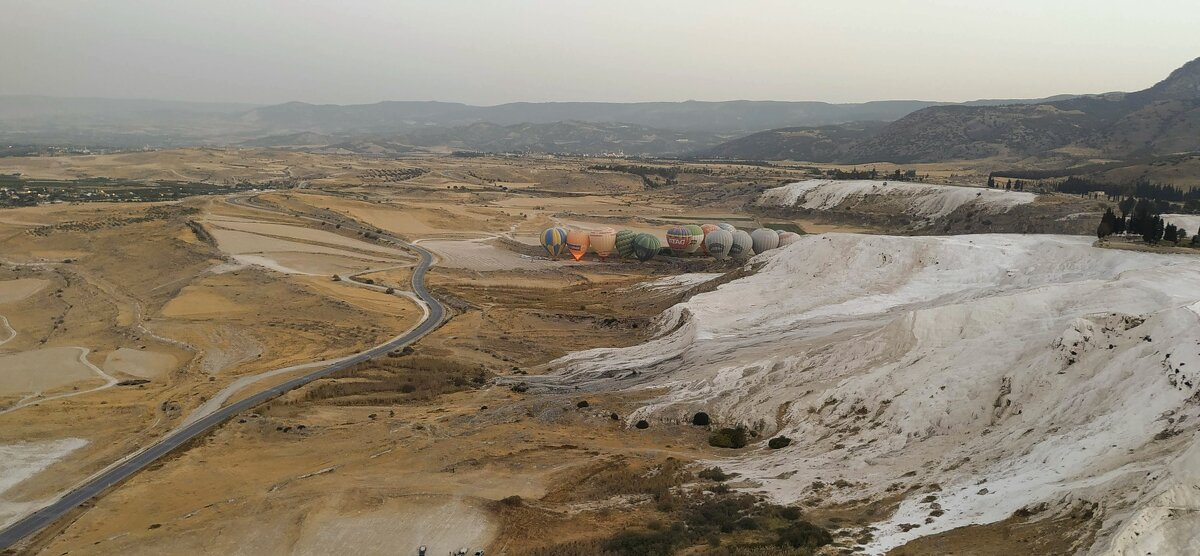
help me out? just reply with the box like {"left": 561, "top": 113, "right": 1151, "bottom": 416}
{"left": 540, "top": 224, "right": 801, "bottom": 262}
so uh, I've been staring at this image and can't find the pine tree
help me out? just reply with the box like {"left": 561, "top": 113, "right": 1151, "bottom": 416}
{"left": 1097, "top": 208, "right": 1118, "bottom": 238}
{"left": 987, "top": 176, "right": 996, "bottom": 188}
{"left": 1164, "top": 223, "right": 1178, "bottom": 243}
{"left": 1118, "top": 196, "right": 1136, "bottom": 218}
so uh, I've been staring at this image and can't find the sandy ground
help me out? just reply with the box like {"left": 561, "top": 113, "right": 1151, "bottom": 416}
{"left": 101, "top": 348, "right": 178, "bottom": 379}
{"left": 421, "top": 239, "right": 558, "bottom": 271}
{"left": 0, "top": 347, "right": 103, "bottom": 397}
{"left": 0, "top": 279, "right": 49, "bottom": 304}
{"left": 0, "top": 438, "right": 88, "bottom": 529}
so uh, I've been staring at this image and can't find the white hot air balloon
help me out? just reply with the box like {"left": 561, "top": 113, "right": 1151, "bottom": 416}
{"left": 751, "top": 228, "right": 780, "bottom": 254}
{"left": 703, "top": 229, "right": 734, "bottom": 260}
{"left": 777, "top": 231, "right": 802, "bottom": 247}
{"left": 729, "top": 230, "right": 754, "bottom": 259}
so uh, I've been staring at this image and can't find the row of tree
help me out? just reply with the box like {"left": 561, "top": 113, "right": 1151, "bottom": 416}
{"left": 1060, "top": 176, "right": 1200, "bottom": 206}
{"left": 822, "top": 168, "right": 922, "bottom": 181}
{"left": 986, "top": 176, "right": 1028, "bottom": 191}
{"left": 1097, "top": 206, "right": 1193, "bottom": 245}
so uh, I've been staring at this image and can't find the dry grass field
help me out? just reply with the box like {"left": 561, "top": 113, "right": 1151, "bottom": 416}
{"left": 0, "top": 148, "right": 1118, "bottom": 555}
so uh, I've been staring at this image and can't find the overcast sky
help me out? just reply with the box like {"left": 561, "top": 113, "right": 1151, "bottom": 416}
{"left": 2, "top": 0, "right": 1198, "bottom": 106}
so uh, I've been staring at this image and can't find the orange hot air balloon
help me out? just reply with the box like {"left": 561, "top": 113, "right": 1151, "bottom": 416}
{"left": 566, "top": 228, "right": 591, "bottom": 261}
{"left": 699, "top": 223, "right": 719, "bottom": 254}
{"left": 589, "top": 228, "right": 617, "bottom": 260}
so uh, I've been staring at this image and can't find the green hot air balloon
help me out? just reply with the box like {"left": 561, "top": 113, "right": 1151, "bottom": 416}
{"left": 684, "top": 224, "right": 704, "bottom": 254}
{"left": 615, "top": 229, "right": 636, "bottom": 259}
{"left": 632, "top": 233, "right": 661, "bottom": 262}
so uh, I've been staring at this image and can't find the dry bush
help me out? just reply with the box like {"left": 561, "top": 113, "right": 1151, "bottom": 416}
{"left": 302, "top": 355, "right": 490, "bottom": 405}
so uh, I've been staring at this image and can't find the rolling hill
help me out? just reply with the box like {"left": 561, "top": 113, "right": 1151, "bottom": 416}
{"left": 704, "top": 57, "right": 1200, "bottom": 164}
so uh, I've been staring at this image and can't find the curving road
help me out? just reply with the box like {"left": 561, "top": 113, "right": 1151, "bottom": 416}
{"left": 0, "top": 194, "right": 446, "bottom": 551}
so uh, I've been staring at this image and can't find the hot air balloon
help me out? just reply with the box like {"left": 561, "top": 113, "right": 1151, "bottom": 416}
{"left": 703, "top": 229, "right": 733, "bottom": 260}
{"left": 751, "top": 228, "right": 780, "bottom": 254}
{"left": 540, "top": 227, "right": 568, "bottom": 258}
{"left": 666, "top": 226, "right": 692, "bottom": 254}
{"left": 615, "top": 230, "right": 636, "bottom": 259}
{"left": 632, "top": 233, "right": 661, "bottom": 262}
{"left": 730, "top": 230, "right": 754, "bottom": 259}
{"left": 566, "top": 228, "right": 590, "bottom": 261}
{"left": 778, "top": 231, "right": 802, "bottom": 247}
{"left": 684, "top": 224, "right": 704, "bottom": 254}
{"left": 698, "top": 224, "right": 719, "bottom": 254}
{"left": 589, "top": 228, "right": 617, "bottom": 260}
{"left": 716, "top": 223, "right": 737, "bottom": 232}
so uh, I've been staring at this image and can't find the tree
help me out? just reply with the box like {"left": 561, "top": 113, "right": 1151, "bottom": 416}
{"left": 1097, "top": 208, "right": 1119, "bottom": 238}
{"left": 1164, "top": 223, "right": 1178, "bottom": 243}
{"left": 1143, "top": 215, "right": 1165, "bottom": 244}
{"left": 1118, "top": 196, "right": 1136, "bottom": 218}
{"left": 987, "top": 176, "right": 996, "bottom": 188}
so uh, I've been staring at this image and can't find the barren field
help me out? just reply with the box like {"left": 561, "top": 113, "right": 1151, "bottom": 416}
{"left": 0, "top": 149, "right": 1141, "bottom": 556}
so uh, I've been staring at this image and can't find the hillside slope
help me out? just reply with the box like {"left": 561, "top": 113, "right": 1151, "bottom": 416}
{"left": 533, "top": 234, "right": 1200, "bottom": 555}
{"left": 705, "top": 57, "right": 1200, "bottom": 164}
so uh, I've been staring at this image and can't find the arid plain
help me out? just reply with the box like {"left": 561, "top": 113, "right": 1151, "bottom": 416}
{"left": 0, "top": 149, "right": 1137, "bottom": 555}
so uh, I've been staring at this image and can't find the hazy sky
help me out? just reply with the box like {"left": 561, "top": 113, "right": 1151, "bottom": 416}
{"left": 3, "top": 0, "right": 1198, "bottom": 106}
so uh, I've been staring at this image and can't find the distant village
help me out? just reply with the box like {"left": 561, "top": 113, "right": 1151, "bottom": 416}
{"left": 0, "top": 174, "right": 260, "bottom": 208}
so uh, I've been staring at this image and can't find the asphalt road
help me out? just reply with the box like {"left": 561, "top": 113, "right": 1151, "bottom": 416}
{"left": 0, "top": 194, "right": 445, "bottom": 551}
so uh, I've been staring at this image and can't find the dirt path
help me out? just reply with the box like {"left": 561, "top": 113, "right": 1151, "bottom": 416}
{"left": 0, "top": 347, "right": 119, "bottom": 415}
{"left": 0, "top": 316, "right": 14, "bottom": 348}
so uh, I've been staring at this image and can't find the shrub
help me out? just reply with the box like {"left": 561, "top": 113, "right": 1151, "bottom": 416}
{"left": 602, "top": 525, "right": 687, "bottom": 555}
{"left": 511, "top": 382, "right": 529, "bottom": 393}
{"left": 768, "top": 436, "right": 792, "bottom": 449}
{"left": 708, "top": 427, "right": 749, "bottom": 449}
{"left": 692, "top": 412, "right": 711, "bottom": 426}
{"left": 577, "top": 400, "right": 590, "bottom": 408}
{"left": 777, "top": 521, "right": 832, "bottom": 549}
{"left": 697, "top": 466, "right": 729, "bottom": 482}
{"left": 500, "top": 495, "right": 523, "bottom": 506}
{"left": 635, "top": 419, "right": 650, "bottom": 429}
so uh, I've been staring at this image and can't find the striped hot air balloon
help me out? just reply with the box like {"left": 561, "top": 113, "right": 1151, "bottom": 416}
{"left": 540, "top": 227, "right": 568, "bottom": 258}
{"left": 716, "top": 223, "right": 737, "bottom": 232}
{"left": 751, "top": 228, "right": 780, "bottom": 254}
{"left": 589, "top": 228, "right": 617, "bottom": 260}
{"left": 615, "top": 229, "right": 636, "bottom": 258}
{"left": 730, "top": 230, "right": 754, "bottom": 259}
{"left": 684, "top": 224, "right": 704, "bottom": 254}
{"left": 703, "top": 229, "right": 733, "bottom": 260}
{"left": 778, "top": 231, "right": 802, "bottom": 247}
{"left": 632, "top": 233, "right": 661, "bottom": 262}
{"left": 566, "top": 228, "right": 590, "bottom": 261}
{"left": 666, "top": 226, "right": 692, "bottom": 254}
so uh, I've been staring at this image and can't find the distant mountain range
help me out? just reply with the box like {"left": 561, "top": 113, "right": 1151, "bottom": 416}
{"left": 704, "top": 57, "right": 1200, "bottom": 164}
{"left": 3, "top": 59, "right": 1195, "bottom": 167}
{"left": 0, "top": 93, "right": 1079, "bottom": 156}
